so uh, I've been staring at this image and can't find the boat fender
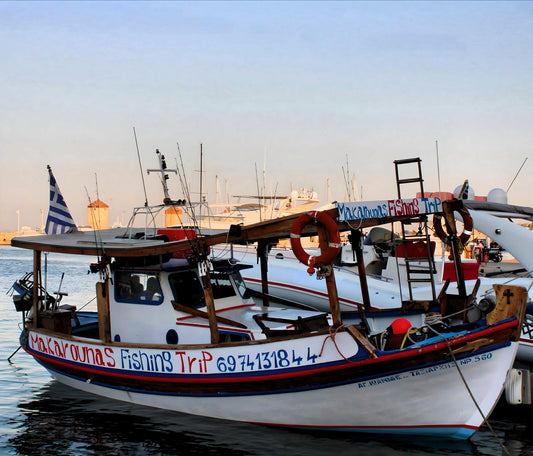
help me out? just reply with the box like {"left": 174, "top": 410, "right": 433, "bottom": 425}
{"left": 433, "top": 206, "right": 473, "bottom": 246}
{"left": 389, "top": 318, "right": 412, "bottom": 335}
{"left": 290, "top": 211, "right": 341, "bottom": 274}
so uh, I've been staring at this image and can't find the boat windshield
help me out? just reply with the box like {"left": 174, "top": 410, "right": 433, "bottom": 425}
{"left": 210, "top": 271, "right": 236, "bottom": 299}
{"left": 168, "top": 270, "right": 206, "bottom": 309}
{"left": 230, "top": 271, "right": 249, "bottom": 298}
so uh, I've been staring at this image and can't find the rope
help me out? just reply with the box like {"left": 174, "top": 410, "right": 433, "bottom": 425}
{"left": 77, "top": 296, "right": 97, "bottom": 311}
{"left": 426, "top": 324, "right": 511, "bottom": 456}
{"left": 424, "top": 312, "right": 444, "bottom": 326}
{"left": 439, "top": 304, "right": 477, "bottom": 321}
{"left": 318, "top": 324, "right": 355, "bottom": 362}
{"left": 345, "top": 217, "right": 363, "bottom": 232}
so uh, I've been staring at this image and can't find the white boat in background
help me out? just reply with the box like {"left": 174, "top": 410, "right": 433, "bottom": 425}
{"left": 8, "top": 152, "right": 530, "bottom": 440}
{"left": 196, "top": 188, "right": 320, "bottom": 231}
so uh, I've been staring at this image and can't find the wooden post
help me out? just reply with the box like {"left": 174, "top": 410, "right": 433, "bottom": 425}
{"left": 199, "top": 260, "right": 220, "bottom": 344}
{"left": 96, "top": 280, "right": 112, "bottom": 342}
{"left": 257, "top": 240, "right": 270, "bottom": 307}
{"left": 317, "top": 225, "right": 342, "bottom": 327}
{"left": 351, "top": 229, "right": 371, "bottom": 311}
{"left": 32, "top": 250, "right": 41, "bottom": 329}
{"left": 442, "top": 201, "right": 467, "bottom": 297}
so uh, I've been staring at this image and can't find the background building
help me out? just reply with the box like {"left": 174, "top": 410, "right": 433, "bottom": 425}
{"left": 87, "top": 199, "right": 109, "bottom": 230}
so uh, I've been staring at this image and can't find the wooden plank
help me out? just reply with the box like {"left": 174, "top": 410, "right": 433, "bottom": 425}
{"left": 487, "top": 284, "right": 528, "bottom": 331}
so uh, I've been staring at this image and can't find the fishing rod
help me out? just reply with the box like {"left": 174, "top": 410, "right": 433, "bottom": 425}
{"left": 133, "top": 127, "right": 149, "bottom": 207}
{"left": 435, "top": 140, "right": 442, "bottom": 195}
{"left": 175, "top": 142, "right": 199, "bottom": 229}
{"left": 507, "top": 157, "right": 528, "bottom": 192}
{"left": 84, "top": 185, "right": 107, "bottom": 278}
{"left": 172, "top": 142, "right": 205, "bottom": 257}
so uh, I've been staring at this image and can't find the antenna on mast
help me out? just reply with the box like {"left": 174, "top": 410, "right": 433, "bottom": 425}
{"left": 196, "top": 143, "right": 208, "bottom": 219}
{"left": 147, "top": 149, "right": 178, "bottom": 205}
{"left": 342, "top": 155, "right": 353, "bottom": 202}
{"left": 435, "top": 140, "right": 441, "bottom": 195}
{"left": 255, "top": 163, "right": 262, "bottom": 222}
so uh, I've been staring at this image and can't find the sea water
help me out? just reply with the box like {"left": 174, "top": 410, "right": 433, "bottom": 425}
{"left": 1, "top": 246, "right": 532, "bottom": 456}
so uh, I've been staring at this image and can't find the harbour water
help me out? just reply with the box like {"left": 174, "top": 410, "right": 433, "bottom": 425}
{"left": 1, "top": 246, "right": 532, "bottom": 456}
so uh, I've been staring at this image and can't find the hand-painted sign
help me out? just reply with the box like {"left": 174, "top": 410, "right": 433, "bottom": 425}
{"left": 336, "top": 197, "right": 442, "bottom": 222}
{"left": 28, "top": 331, "right": 360, "bottom": 376}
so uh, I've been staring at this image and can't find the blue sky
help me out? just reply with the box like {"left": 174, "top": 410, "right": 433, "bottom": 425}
{"left": 1, "top": 1, "right": 532, "bottom": 231}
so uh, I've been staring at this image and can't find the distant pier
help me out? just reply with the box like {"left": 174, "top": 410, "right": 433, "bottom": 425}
{"left": 0, "top": 233, "right": 17, "bottom": 245}
{"left": 1, "top": 228, "right": 43, "bottom": 245}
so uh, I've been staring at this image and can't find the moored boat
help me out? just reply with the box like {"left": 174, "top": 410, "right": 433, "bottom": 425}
{"left": 9, "top": 153, "right": 530, "bottom": 440}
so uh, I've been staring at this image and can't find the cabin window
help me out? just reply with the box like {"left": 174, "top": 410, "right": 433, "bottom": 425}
{"left": 219, "top": 330, "right": 251, "bottom": 342}
{"left": 210, "top": 271, "right": 236, "bottom": 299}
{"left": 115, "top": 271, "right": 163, "bottom": 305}
{"left": 168, "top": 270, "right": 206, "bottom": 309}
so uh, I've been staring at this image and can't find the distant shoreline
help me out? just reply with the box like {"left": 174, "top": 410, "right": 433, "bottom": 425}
{"left": 0, "top": 230, "right": 43, "bottom": 245}
{"left": 0, "top": 233, "right": 17, "bottom": 245}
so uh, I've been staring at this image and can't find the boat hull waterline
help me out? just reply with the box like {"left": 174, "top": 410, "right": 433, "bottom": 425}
{"left": 22, "top": 320, "right": 518, "bottom": 440}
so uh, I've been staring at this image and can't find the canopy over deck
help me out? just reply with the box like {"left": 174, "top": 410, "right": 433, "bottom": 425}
{"left": 12, "top": 197, "right": 443, "bottom": 257}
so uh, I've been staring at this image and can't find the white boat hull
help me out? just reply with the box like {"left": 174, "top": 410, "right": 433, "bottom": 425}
{"left": 29, "top": 328, "right": 518, "bottom": 440}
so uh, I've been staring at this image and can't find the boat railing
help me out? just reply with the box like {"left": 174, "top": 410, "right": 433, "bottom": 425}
{"left": 122, "top": 204, "right": 167, "bottom": 239}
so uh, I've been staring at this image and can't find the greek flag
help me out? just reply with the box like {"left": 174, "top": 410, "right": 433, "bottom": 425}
{"left": 45, "top": 166, "right": 77, "bottom": 235}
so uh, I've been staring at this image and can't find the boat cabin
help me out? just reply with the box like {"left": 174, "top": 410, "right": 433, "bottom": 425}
{"left": 108, "top": 257, "right": 257, "bottom": 344}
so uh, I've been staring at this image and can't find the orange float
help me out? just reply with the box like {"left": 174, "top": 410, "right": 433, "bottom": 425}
{"left": 290, "top": 211, "right": 341, "bottom": 274}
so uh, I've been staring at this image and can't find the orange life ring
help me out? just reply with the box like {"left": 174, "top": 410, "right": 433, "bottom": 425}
{"left": 433, "top": 207, "right": 473, "bottom": 245}
{"left": 290, "top": 211, "right": 341, "bottom": 273}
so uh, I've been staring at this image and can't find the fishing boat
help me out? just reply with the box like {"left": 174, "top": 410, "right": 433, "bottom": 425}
{"left": 9, "top": 153, "right": 529, "bottom": 440}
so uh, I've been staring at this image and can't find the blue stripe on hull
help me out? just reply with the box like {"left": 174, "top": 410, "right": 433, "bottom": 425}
{"left": 270, "top": 424, "right": 476, "bottom": 440}
{"left": 34, "top": 342, "right": 511, "bottom": 403}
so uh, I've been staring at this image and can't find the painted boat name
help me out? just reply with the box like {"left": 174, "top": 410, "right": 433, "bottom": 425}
{"left": 336, "top": 197, "right": 442, "bottom": 222}
{"left": 29, "top": 334, "right": 321, "bottom": 374}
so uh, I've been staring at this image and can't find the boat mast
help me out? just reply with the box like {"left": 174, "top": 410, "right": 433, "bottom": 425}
{"left": 199, "top": 144, "right": 204, "bottom": 220}
{"left": 147, "top": 149, "right": 177, "bottom": 206}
